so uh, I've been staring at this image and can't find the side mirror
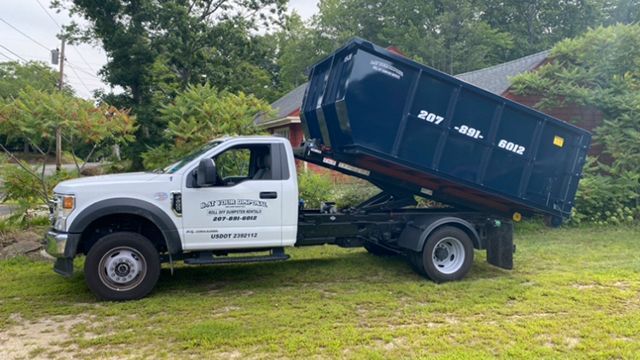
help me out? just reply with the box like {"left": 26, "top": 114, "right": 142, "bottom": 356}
{"left": 197, "top": 158, "right": 217, "bottom": 187}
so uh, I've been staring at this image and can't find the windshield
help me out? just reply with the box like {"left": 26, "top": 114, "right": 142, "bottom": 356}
{"left": 163, "top": 141, "right": 224, "bottom": 174}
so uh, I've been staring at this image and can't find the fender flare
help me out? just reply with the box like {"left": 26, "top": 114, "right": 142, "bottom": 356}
{"left": 67, "top": 198, "right": 182, "bottom": 257}
{"left": 397, "top": 216, "right": 481, "bottom": 252}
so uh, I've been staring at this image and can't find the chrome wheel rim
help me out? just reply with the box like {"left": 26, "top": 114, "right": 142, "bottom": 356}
{"left": 98, "top": 246, "right": 147, "bottom": 291}
{"left": 431, "top": 237, "right": 465, "bottom": 274}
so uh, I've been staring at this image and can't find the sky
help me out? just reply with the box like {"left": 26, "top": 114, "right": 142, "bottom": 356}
{"left": 0, "top": 0, "right": 320, "bottom": 99}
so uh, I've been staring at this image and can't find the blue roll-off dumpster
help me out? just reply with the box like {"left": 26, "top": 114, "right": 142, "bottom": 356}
{"left": 300, "top": 38, "right": 591, "bottom": 223}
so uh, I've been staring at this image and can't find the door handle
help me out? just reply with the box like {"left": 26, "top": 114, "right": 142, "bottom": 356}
{"left": 260, "top": 191, "right": 278, "bottom": 199}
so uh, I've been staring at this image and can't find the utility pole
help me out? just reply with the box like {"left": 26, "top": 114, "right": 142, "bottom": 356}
{"left": 55, "top": 37, "right": 65, "bottom": 172}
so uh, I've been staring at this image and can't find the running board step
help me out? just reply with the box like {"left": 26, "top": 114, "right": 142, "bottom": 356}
{"left": 184, "top": 249, "right": 289, "bottom": 265}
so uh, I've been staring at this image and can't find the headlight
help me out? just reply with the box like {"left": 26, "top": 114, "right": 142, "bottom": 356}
{"left": 52, "top": 193, "right": 75, "bottom": 231}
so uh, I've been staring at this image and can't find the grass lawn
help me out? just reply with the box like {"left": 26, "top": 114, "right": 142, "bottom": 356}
{"left": 1, "top": 225, "right": 639, "bottom": 359}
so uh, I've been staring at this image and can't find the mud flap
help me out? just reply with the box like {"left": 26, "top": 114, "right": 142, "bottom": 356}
{"left": 54, "top": 258, "right": 74, "bottom": 277}
{"left": 486, "top": 220, "right": 514, "bottom": 270}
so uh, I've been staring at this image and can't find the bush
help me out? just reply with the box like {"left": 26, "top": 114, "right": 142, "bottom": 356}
{"left": 297, "top": 170, "right": 333, "bottom": 209}
{"left": 0, "top": 160, "right": 75, "bottom": 204}
{"left": 333, "top": 180, "right": 379, "bottom": 209}
{"left": 297, "top": 171, "right": 382, "bottom": 209}
{"left": 571, "top": 171, "right": 640, "bottom": 225}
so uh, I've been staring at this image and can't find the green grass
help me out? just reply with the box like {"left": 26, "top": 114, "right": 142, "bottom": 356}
{"left": 1, "top": 225, "right": 639, "bottom": 358}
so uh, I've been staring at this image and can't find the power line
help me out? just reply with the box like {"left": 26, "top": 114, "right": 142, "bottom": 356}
{"left": 32, "top": 0, "right": 101, "bottom": 78}
{"left": 0, "top": 17, "right": 50, "bottom": 51}
{"left": 0, "top": 49, "right": 13, "bottom": 61}
{"left": 70, "top": 46, "right": 98, "bottom": 74}
{"left": 67, "top": 63, "right": 93, "bottom": 93}
{"left": 65, "top": 61, "right": 100, "bottom": 80}
{"left": 0, "top": 44, "right": 28, "bottom": 62}
{"left": 0, "top": 15, "right": 102, "bottom": 84}
{"left": 35, "top": 0, "right": 61, "bottom": 28}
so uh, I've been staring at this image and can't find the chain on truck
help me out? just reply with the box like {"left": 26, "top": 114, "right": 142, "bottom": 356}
{"left": 46, "top": 39, "right": 591, "bottom": 301}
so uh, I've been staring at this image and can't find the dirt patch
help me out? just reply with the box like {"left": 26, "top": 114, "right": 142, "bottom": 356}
{"left": 0, "top": 314, "right": 89, "bottom": 359}
{"left": 565, "top": 336, "right": 580, "bottom": 349}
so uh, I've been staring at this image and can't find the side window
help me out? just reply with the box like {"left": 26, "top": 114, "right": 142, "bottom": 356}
{"left": 216, "top": 148, "right": 251, "bottom": 180}
{"left": 212, "top": 144, "right": 274, "bottom": 186}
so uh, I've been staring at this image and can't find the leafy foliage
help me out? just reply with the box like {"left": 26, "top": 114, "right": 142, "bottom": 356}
{"left": 332, "top": 180, "right": 380, "bottom": 209}
{"left": 512, "top": 24, "right": 640, "bottom": 224}
{"left": 54, "top": 0, "right": 286, "bottom": 167}
{"left": 271, "top": 0, "right": 640, "bottom": 97}
{"left": 0, "top": 87, "right": 135, "bottom": 170}
{"left": 482, "top": 0, "right": 604, "bottom": 60}
{"left": 142, "top": 84, "right": 269, "bottom": 169}
{"left": 572, "top": 169, "right": 639, "bottom": 225}
{"left": 0, "top": 61, "right": 68, "bottom": 99}
{"left": 0, "top": 159, "right": 74, "bottom": 204}
{"left": 0, "top": 88, "right": 136, "bottom": 204}
{"left": 311, "top": 0, "right": 514, "bottom": 74}
{"left": 297, "top": 170, "right": 333, "bottom": 209}
{"left": 0, "top": 88, "right": 135, "bottom": 147}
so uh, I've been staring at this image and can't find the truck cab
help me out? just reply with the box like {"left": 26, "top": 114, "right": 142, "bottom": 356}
{"left": 174, "top": 136, "right": 298, "bottom": 250}
{"left": 47, "top": 137, "right": 300, "bottom": 300}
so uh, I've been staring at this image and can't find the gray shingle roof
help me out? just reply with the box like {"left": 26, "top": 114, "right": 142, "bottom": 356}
{"left": 255, "top": 82, "right": 308, "bottom": 125}
{"left": 256, "top": 50, "right": 550, "bottom": 125}
{"left": 455, "top": 50, "right": 550, "bottom": 95}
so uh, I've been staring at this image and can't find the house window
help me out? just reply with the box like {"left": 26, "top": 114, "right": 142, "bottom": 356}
{"left": 273, "top": 127, "right": 290, "bottom": 141}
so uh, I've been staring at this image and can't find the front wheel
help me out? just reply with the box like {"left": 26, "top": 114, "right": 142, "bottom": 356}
{"left": 410, "top": 227, "right": 474, "bottom": 283}
{"left": 84, "top": 232, "right": 160, "bottom": 301}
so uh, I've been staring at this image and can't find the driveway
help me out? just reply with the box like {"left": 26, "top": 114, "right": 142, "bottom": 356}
{"left": 0, "top": 204, "right": 13, "bottom": 217}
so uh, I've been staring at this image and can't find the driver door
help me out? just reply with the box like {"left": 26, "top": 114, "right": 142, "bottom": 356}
{"left": 181, "top": 143, "right": 284, "bottom": 250}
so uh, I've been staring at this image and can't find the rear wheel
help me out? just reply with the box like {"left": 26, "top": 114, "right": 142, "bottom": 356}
{"left": 363, "top": 241, "right": 397, "bottom": 256}
{"left": 410, "top": 226, "right": 474, "bottom": 283}
{"left": 84, "top": 232, "right": 160, "bottom": 301}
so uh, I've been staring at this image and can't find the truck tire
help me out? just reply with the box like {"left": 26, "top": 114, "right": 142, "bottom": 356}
{"left": 84, "top": 232, "right": 160, "bottom": 301}
{"left": 411, "top": 226, "right": 474, "bottom": 283}
{"left": 363, "top": 242, "right": 397, "bottom": 256}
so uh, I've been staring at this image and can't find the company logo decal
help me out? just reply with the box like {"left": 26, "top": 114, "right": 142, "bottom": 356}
{"left": 200, "top": 199, "right": 268, "bottom": 210}
{"left": 370, "top": 60, "right": 403, "bottom": 80}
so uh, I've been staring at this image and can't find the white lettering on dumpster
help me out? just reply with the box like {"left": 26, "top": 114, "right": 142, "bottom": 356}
{"left": 454, "top": 125, "right": 484, "bottom": 140}
{"left": 418, "top": 110, "right": 445, "bottom": 125}
{"left": 370, "top": 60, "right": 403, "bottom": 79}
{"left": 498, "top": 139, "right": 526, "bottom": 155}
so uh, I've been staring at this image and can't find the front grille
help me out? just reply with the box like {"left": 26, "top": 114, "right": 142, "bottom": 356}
{"left": 49, "top": 197, "right": 59, "bottom": 225}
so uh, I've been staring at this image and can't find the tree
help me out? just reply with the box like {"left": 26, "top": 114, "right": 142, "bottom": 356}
{"left": 0, "top": 87, "right": 136, "bottom": 202}
{"left": 511, "top": 24, "right": 640, "bottom": 223}
{"left": 141, "top": 83, "right": 270, "bottom": 169}
{"left": 313, "top": 0, "right": 514, "bottom": 74}
{"left": 269, "top": 12, "right": 334, "bottom": 91}
{"left": 482, "top": 0, "right": 604, "bottom": 60}
{"left": 600, "top": 0, "right": 640, "bottom": 25}
{"left": 0, "top": 61, "right": 69, "bottom": 99}
{"left": 54, "top": 0, "right": 286, "bottom": 167}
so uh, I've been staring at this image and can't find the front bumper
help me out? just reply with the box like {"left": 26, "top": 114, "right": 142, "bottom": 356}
{"left": 45, "top": 230, "right": 69, "bottom": 258}
{"left": 45, "top": 230, "right": 79, "bottom": 277}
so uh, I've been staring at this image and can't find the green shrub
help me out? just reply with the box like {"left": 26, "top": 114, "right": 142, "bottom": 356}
{"left": 0, "top": 161, "right": 75, "bottom": 204}
{"left": 297, "top": 170, "right": 333, "bottom": 209}
{"left": 571, "top": 171, "right": 639, "bottom": 225}
{"left": 333, "top": 181, "right": 379, "bottom": 209}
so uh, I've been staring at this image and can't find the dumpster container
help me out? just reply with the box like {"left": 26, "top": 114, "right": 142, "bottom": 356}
{"left": 300, "top": 38, "right": 591, "bottom": 221}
